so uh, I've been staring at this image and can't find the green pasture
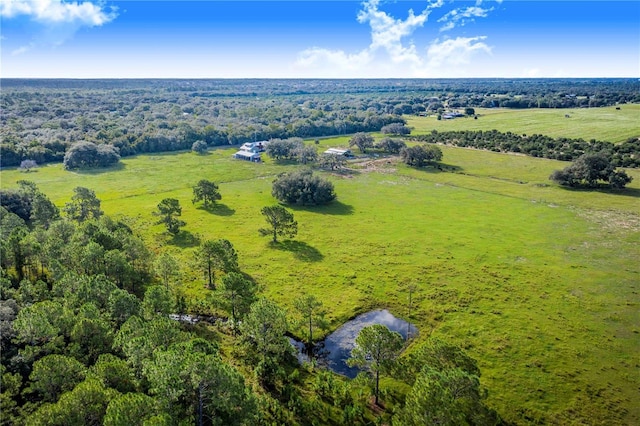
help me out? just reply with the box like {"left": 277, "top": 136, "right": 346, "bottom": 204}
{"left": 406, "top": 104, "right": 640, "bottom": 143}
{"left": 2, "top": 131, "right": 639, "bottom": 424}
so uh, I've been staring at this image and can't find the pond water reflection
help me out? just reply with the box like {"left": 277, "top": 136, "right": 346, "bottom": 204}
{"left": 291, "top": 309, "right": 417, "bottom": 378}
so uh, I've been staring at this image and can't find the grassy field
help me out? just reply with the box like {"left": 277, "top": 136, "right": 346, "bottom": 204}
{"left": 406, "top": 104, "right": 640, "bottom": 143}
{"left": 2, "top": 109, "right": 639, "bottom": 424}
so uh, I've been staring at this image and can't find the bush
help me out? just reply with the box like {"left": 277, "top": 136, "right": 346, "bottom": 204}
{"left": 191, "top": 140, "right": 208, "bottom": 154}
{"left": 272, "top": 169, "right": 336, "bottom": 206}
{"left": 63, "top": 142, "right": 120, "bottom": 170}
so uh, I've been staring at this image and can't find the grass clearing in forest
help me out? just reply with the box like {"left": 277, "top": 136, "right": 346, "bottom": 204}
{"left": 1, "top": 123, "right": 639, "bottom": 424}
{"left": 406, "top": 104, "right": 640, "bottom": 143}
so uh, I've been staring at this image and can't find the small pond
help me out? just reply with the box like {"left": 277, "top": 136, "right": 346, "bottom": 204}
{"left": 291, "top": 309, "right": 417, "bottom": 378}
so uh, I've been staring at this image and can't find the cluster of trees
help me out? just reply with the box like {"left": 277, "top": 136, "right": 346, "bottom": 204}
{"left": 3, "top": 78, "right": 637, "bottom": 169}
{"left": 400, "top": 145, "right": 444, "bottom": 167}
{"left": 271, "top": 169, "right": 336, "bottom": 206}
{"left": 409, "top": 130, "right": 640, "bottom": 167}
{"left": 265, "top": 138, "right": 318, "bottom": 165}
{"left": 63, "top": 142, "right": 120, "bottom": 170}
{"left": 550, "top": 153, "right": 633, "bottom": 189}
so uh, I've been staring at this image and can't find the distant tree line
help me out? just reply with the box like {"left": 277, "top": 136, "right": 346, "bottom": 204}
{"left": 2, "top": 78, "right": 638, "bottom": 168}
{"left": 409, "top": 130, "right": 640, "bottom": 168}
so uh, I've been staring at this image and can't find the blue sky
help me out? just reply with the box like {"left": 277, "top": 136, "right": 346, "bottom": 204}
{"left": 1, "top": 0, "right": 638, "bottom": 78}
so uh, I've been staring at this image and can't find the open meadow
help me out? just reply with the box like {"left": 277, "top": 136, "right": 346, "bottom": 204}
{"left": 406, "top": 104, "right": 640, "bottom": 143}
{"left": 1, "top": 108, "right": 639, "bottom": 424}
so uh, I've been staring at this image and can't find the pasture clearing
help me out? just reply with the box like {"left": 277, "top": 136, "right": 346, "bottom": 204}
{"left": 2, "top": 135, "right": 639, "bottom": 424}
{"left": 406, "top": 104, "right": 640, "bottom": 143}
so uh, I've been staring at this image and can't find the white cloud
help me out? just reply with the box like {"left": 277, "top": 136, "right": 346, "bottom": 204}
{"left": 293, "top": 0, "right": 495, "bottom": 77}
{"left": 0, "top": 0, "right": 116, "bottom": 25}
{"left": 1, "top": 0, "right": 117, "bottom": 53}
{"left": 438, "top": 6, "right": 493, "bottom": 32}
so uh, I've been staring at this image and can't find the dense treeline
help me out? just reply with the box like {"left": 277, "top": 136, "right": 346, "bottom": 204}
{"left": 2, "top": 78, "right": 638, "bottom": 168}
{"left": 409, "top": 130, "right": 640, "bottom": 168}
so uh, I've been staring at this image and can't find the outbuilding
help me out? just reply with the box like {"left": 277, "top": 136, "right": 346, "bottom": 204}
{"left": 323, "top": 148, "right": 353, "bottom": 157}
{"left": 233, "top": 150, "right": 261, "bottom": 162}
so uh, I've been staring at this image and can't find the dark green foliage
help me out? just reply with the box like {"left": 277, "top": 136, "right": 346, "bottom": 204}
{"left": 63, "top": 187, "right": 103, "bottom": 222}
{"left": 28, "top": 355, "right": 87, "bottom": 402}
{"left": 464, "top": 107, "right": 476, "bottom": 116}
{"left": 400, "top": 144, "right": 443, "bottom": 167}
{"left": 550, "top": 152, "right": 633, "bottom": 188}
{"left": 0, "top": 190, "right": 32, "bottom": 222}
{"left": 63, "top": 141, "right": 120, "bottom": 170}
{"left": 376, "top": 137, "right": 407, "bottom": 154}
{"left": 271, "top": 169, "right": 336, "bottom": 206}
{"left": 91, "top": 354, "right": 137, "bottom": 394}
{"left": 258, "top": 205, "right": 298, "bottom": 243}
{"left": 153, "top": 198, "right": 185, "bottom": 235}
{"left": 192, "top": 179, "right": 221, "bottom": 207}
{"left": 349, "top": 132, "right": 375, "bottom": 153}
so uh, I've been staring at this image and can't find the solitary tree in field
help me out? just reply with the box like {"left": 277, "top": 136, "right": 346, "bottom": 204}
{"left": 258, "top": 205, "right": 297, "bottom": 243}
{"left": 400, "top": 145, "right": 443, "bottom": 167}
{"left": 154, "top": 198, "right": 185, "bottom": 235}
{"left": 63, "top": 187, "right": 103, "bottom": 222}
{"left": 550, "top": 152, "right": 632, "bottom": 189}
{"left": 192, "top": 179, "right": 221, "bottom": 208}
{"left": 349, "top": 132, "right": 374, "bottom": 154}
{"left": 348, "top": 324, "right": 404, "bottom": 406}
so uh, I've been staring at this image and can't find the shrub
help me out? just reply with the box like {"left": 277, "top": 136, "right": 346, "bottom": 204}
{"left": 272, "top": 169, "right": 336, "bottom": 206}
{"left": 191, "top": 140, "right": 208, "bottom": 154}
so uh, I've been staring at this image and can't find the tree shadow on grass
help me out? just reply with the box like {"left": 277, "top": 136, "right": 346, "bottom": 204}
{"left": 168, "top": 231, "right": 201, "bottom": 248}
{"left": 73, "top": 162, "right": 126, "bottom": 175}
{"left": 269, "top": 240, "right": 324, "bottom": 262}
{"left": 288, "top": 200, "right": 354, "bottom": 216}
{"left": 415, "top": 162, "right": 463, "bottom": 174}
{"left": 197, "top": 203, "right": 236, "bottom": 216}
{"left": 556, "top": 185, "right": 640, "bottom": 198}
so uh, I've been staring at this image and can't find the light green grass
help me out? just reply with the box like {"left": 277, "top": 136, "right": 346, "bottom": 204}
{"left": 2, "top": 139, "right": 639, "bottom": 424}
{"left": 406, "top": 105, "right": 640, "bottom": 143}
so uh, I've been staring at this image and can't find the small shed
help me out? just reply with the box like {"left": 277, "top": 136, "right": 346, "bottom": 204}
{"left": 233, "top": 151, "right": 261, "bottom": 162}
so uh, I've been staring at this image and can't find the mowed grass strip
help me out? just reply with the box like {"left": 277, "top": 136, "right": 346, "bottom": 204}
{"left": 2, "top": 138, "right": 639, "bottom": 424}
{"left": 406, "top": 104, "right": 640, "bottom": 143}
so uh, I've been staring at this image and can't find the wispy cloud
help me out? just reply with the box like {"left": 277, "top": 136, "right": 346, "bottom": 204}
{"left": 438, "top": 6, "right": 493, "bottom": 32}
{"left": 0, "top": 0, "right": 117, "bottom": 53}
{"left": 294, "top": 0, "right": 495, "bottom": 77}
